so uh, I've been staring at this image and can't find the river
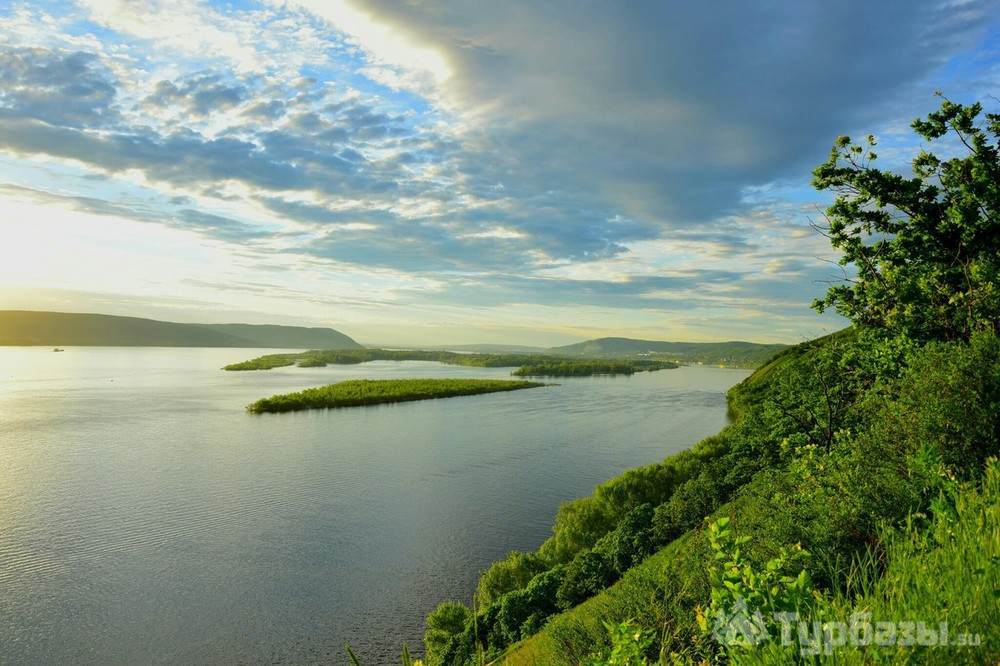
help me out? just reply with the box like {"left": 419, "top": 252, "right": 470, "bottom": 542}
{"left": 0, "top": 347, "right": 749, "bottom": 664}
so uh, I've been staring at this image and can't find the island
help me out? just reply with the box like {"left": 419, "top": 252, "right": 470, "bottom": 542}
{"left": 225, "top": 349, "right": 679, "bottom": 376}
{"left": 512, "top": 359, "right": 677, "bottom": 377}
{"left": 246, "top": 378, "right": 546, "bottom": 413}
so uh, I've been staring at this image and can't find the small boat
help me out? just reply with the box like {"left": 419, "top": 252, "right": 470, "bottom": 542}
{"left": 53, "top": 348, "right": 65, "bottom": 352}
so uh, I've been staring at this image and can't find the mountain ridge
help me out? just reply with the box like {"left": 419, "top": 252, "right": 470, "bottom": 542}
{"left": 0, "top": 310, "right": 362, "bottom": 349}
{"left": 547, "top": 336, "right": 789, "bottom": 367}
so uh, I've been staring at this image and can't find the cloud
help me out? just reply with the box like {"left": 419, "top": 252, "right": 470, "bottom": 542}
{"left": 145, "top": 74, "right": 248, "bottom": 116}
{"left": 0, "top": 1, "right": 996, "bottom": 341}
{"left": 0, "top": 46, "right": 118, "bottom": 128}
{"left": 338, "top": 0, "right": 994, "bottom": 226}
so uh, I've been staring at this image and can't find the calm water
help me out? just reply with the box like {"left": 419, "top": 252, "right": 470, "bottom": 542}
{"left": 0, "top": 347, "right": 748, "bottom": 664}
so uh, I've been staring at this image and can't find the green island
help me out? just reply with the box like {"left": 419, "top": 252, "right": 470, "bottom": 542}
{"left": 224, "top": 349, "right": 678, "bottom": 377}
{"left": 413, "top": 99, "right": 1000, "bottom": 665}
{"left": 512, "top": 359, "right": 676, "bottom": 377}
{"left": 246, "top": 378, "right": 546, "bottom": 414}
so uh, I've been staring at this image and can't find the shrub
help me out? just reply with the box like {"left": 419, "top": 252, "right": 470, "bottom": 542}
{"left": 476, "top": 550, "right": 548, "bottom": 606}
{"left": 423, "top": 602, "right": 471, "bottom": 666}
{"left": 557, "top": 551, "right": 617, "bottom": 610}
{"left": 594, "top": 503, "right": 656, "bottom": 574}
{"left": 496, "top": 565, "right": 566, "bottom": 644}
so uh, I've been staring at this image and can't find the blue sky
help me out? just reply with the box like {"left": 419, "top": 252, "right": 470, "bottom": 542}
{"left": 0, "top": 0, "right": 997, "bottom": 345}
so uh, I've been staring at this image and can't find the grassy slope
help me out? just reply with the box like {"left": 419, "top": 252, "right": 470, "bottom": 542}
{"left": 499, "top": 325, "right": 998, "bottom": 664}
{"left": 499, "top": 331, "right": 849, "bottom": 663}
{"left": 247, "top": 378, "right": 545, "bottom": 413}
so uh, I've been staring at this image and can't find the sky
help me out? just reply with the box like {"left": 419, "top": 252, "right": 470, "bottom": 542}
{"left": 0, "top": 1, "right": 997, "bottom": 346}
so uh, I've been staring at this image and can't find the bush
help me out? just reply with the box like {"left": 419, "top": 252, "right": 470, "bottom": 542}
{"left": 476, "top": 550, "right": 548, "bottom": 606}
{"left": 594, "top": 503, "right": 656, "bottom": 574}
{"left": 557, "top": 551, "right": 617, "bottom": 610}
{"left": 423, "top": 601, "right": 471, "bottom": 666}
{"left": 496, "top": 565, "right": 566, "bottom": 644}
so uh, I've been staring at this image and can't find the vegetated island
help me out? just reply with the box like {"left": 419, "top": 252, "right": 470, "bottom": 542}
{"left": 246, "top": 378, "right": 546, "bottom": 413}
{"left": 223, "top": 349, "right": 678, "bottom": 377}
{"left": 512, "top": 359, "right": 677, "bottom": 377}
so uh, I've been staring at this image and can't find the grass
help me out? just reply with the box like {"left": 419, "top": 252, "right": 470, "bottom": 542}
{"left": 246, "top": 378, "right": 547, "bottom": 413}
{"left": 512, "top": 360, "right": 677, "bottom": 377}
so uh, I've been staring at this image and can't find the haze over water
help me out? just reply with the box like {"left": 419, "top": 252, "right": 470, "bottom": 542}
{"left": 0, "top": 347, "right": 747, "bottom": 663}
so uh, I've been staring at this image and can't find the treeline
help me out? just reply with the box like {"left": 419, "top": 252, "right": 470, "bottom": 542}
{"left": 224, "top": 349, "right": 676, "bottom": 377}
{"left": 513, "top": 359, "right": 676, "bottom": 377}
{"left": 419, "top": 98, "right": 1000, "bottom": 665}
{"left": 224, "top": 349, "right": 552, "bottom": 371}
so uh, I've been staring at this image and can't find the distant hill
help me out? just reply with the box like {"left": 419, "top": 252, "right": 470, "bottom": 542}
{"left": 547, "top": 336, "right": 788, "bottom": 368}
{"left": 0, "top": 311, "right": 363, "bottom": 349}
{"left": 423, "top": 343, "right": 549, "bottom": 354}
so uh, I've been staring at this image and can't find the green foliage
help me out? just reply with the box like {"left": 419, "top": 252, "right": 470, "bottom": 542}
{"left": 594, "top": 504, "right": 656, "bottom": 574}
{"left": 539, "top": 436, "right": 729, "bottom": 564}
{"left": 245, "top": 378, "right": 545, "bottom": 413}
{"left": 496, "top": 565, "right": 566, "bottom": 645}
{"left": 514, "top": 360, "right": 676, "bottom": 377}
{"left": 871, "top": 330, "right": 1000, "bottom": 474}
{"left": 587, "top": 620, "right": 656, "bottom": 666}
{"left": 699, "top": 517, "right": 813, "bottom": 656}
{"left": 557, "top": 551, "right": 617, "bottom": 609}
{"left": 812, "top": 97, "right": 1000, "bottom": 341}
{"left": 476, "top": 551, "right": 548, "bottom": 607}
{"left": 736, "top": 460, "right": 999, "bottom": 665}
{"left": 424, "top": 602, "right": 471, "bottom": 666}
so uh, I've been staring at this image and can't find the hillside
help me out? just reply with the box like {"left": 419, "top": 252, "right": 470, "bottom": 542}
{"left": 420, "top": 99, "right": 1000, "bottom": 665}
{"left": 0, "top": 311, "right": 362, "bottom": 349}
{"left": 548, "top": 337, "right": 788, "bottom": 368}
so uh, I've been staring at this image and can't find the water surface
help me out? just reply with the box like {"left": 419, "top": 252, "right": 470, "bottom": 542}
{"left": 0, "top": 347, "right": 748, "bottom": 664}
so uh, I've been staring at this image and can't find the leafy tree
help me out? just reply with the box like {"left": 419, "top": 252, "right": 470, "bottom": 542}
{"left": 557, "top": 550, "right": 617, "bottom": 609}
{"left": 475, "top": 550, "right": 548, "bottom": 606}
{"left": 496, "top": 565, "right": 566, "bottom": 644}
{"left": 423, "top": 602, "right": 471, "bottom": 666}
{"left": 595, "top": 503, "right": 656, "bottom": 573}
{"left": 812, "top": 96, "right": 1000, "bottom": 341}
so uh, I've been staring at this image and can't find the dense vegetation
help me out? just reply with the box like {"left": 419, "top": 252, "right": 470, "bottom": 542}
{"left": 0, "top": 310, "right": 361, "bottom": 348}
{"left": 417, "top": 98, "right": 1000, "bottom": 665}
{"left": 547, "top": 338, "right": 788, "bottom": 368}
{"left": 513, "top": 360, "right": 676, "bottom": 377}
{"left": 226, "top": 349, "right": 676, "bottom": 377}
{"left": 246, "top": 378, "right": 545, "bottom": 413}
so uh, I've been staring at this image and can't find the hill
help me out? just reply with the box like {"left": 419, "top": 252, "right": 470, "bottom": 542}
{"left": 547, "top": 336, "right": 788, "bottom": 368}
{"left": 0, "top": 311, "right": 362, "bottom": 349}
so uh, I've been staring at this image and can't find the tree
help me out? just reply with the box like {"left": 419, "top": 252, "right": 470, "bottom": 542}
{"left": 812, "top": 96, "right": 1000, "bottom": 342}
{"left": 423, "top": 601, "right": 471, "bottom": 666}
{"left": 475, "top": 550, "right": 548, "bottom": 606}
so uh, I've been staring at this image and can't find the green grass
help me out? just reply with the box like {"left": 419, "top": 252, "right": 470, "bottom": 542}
{"left": 246, "top": 378, "right": 546, "bottom": 413}
{"left": 512, "top": 360, "right": 677, "bottom": 377}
